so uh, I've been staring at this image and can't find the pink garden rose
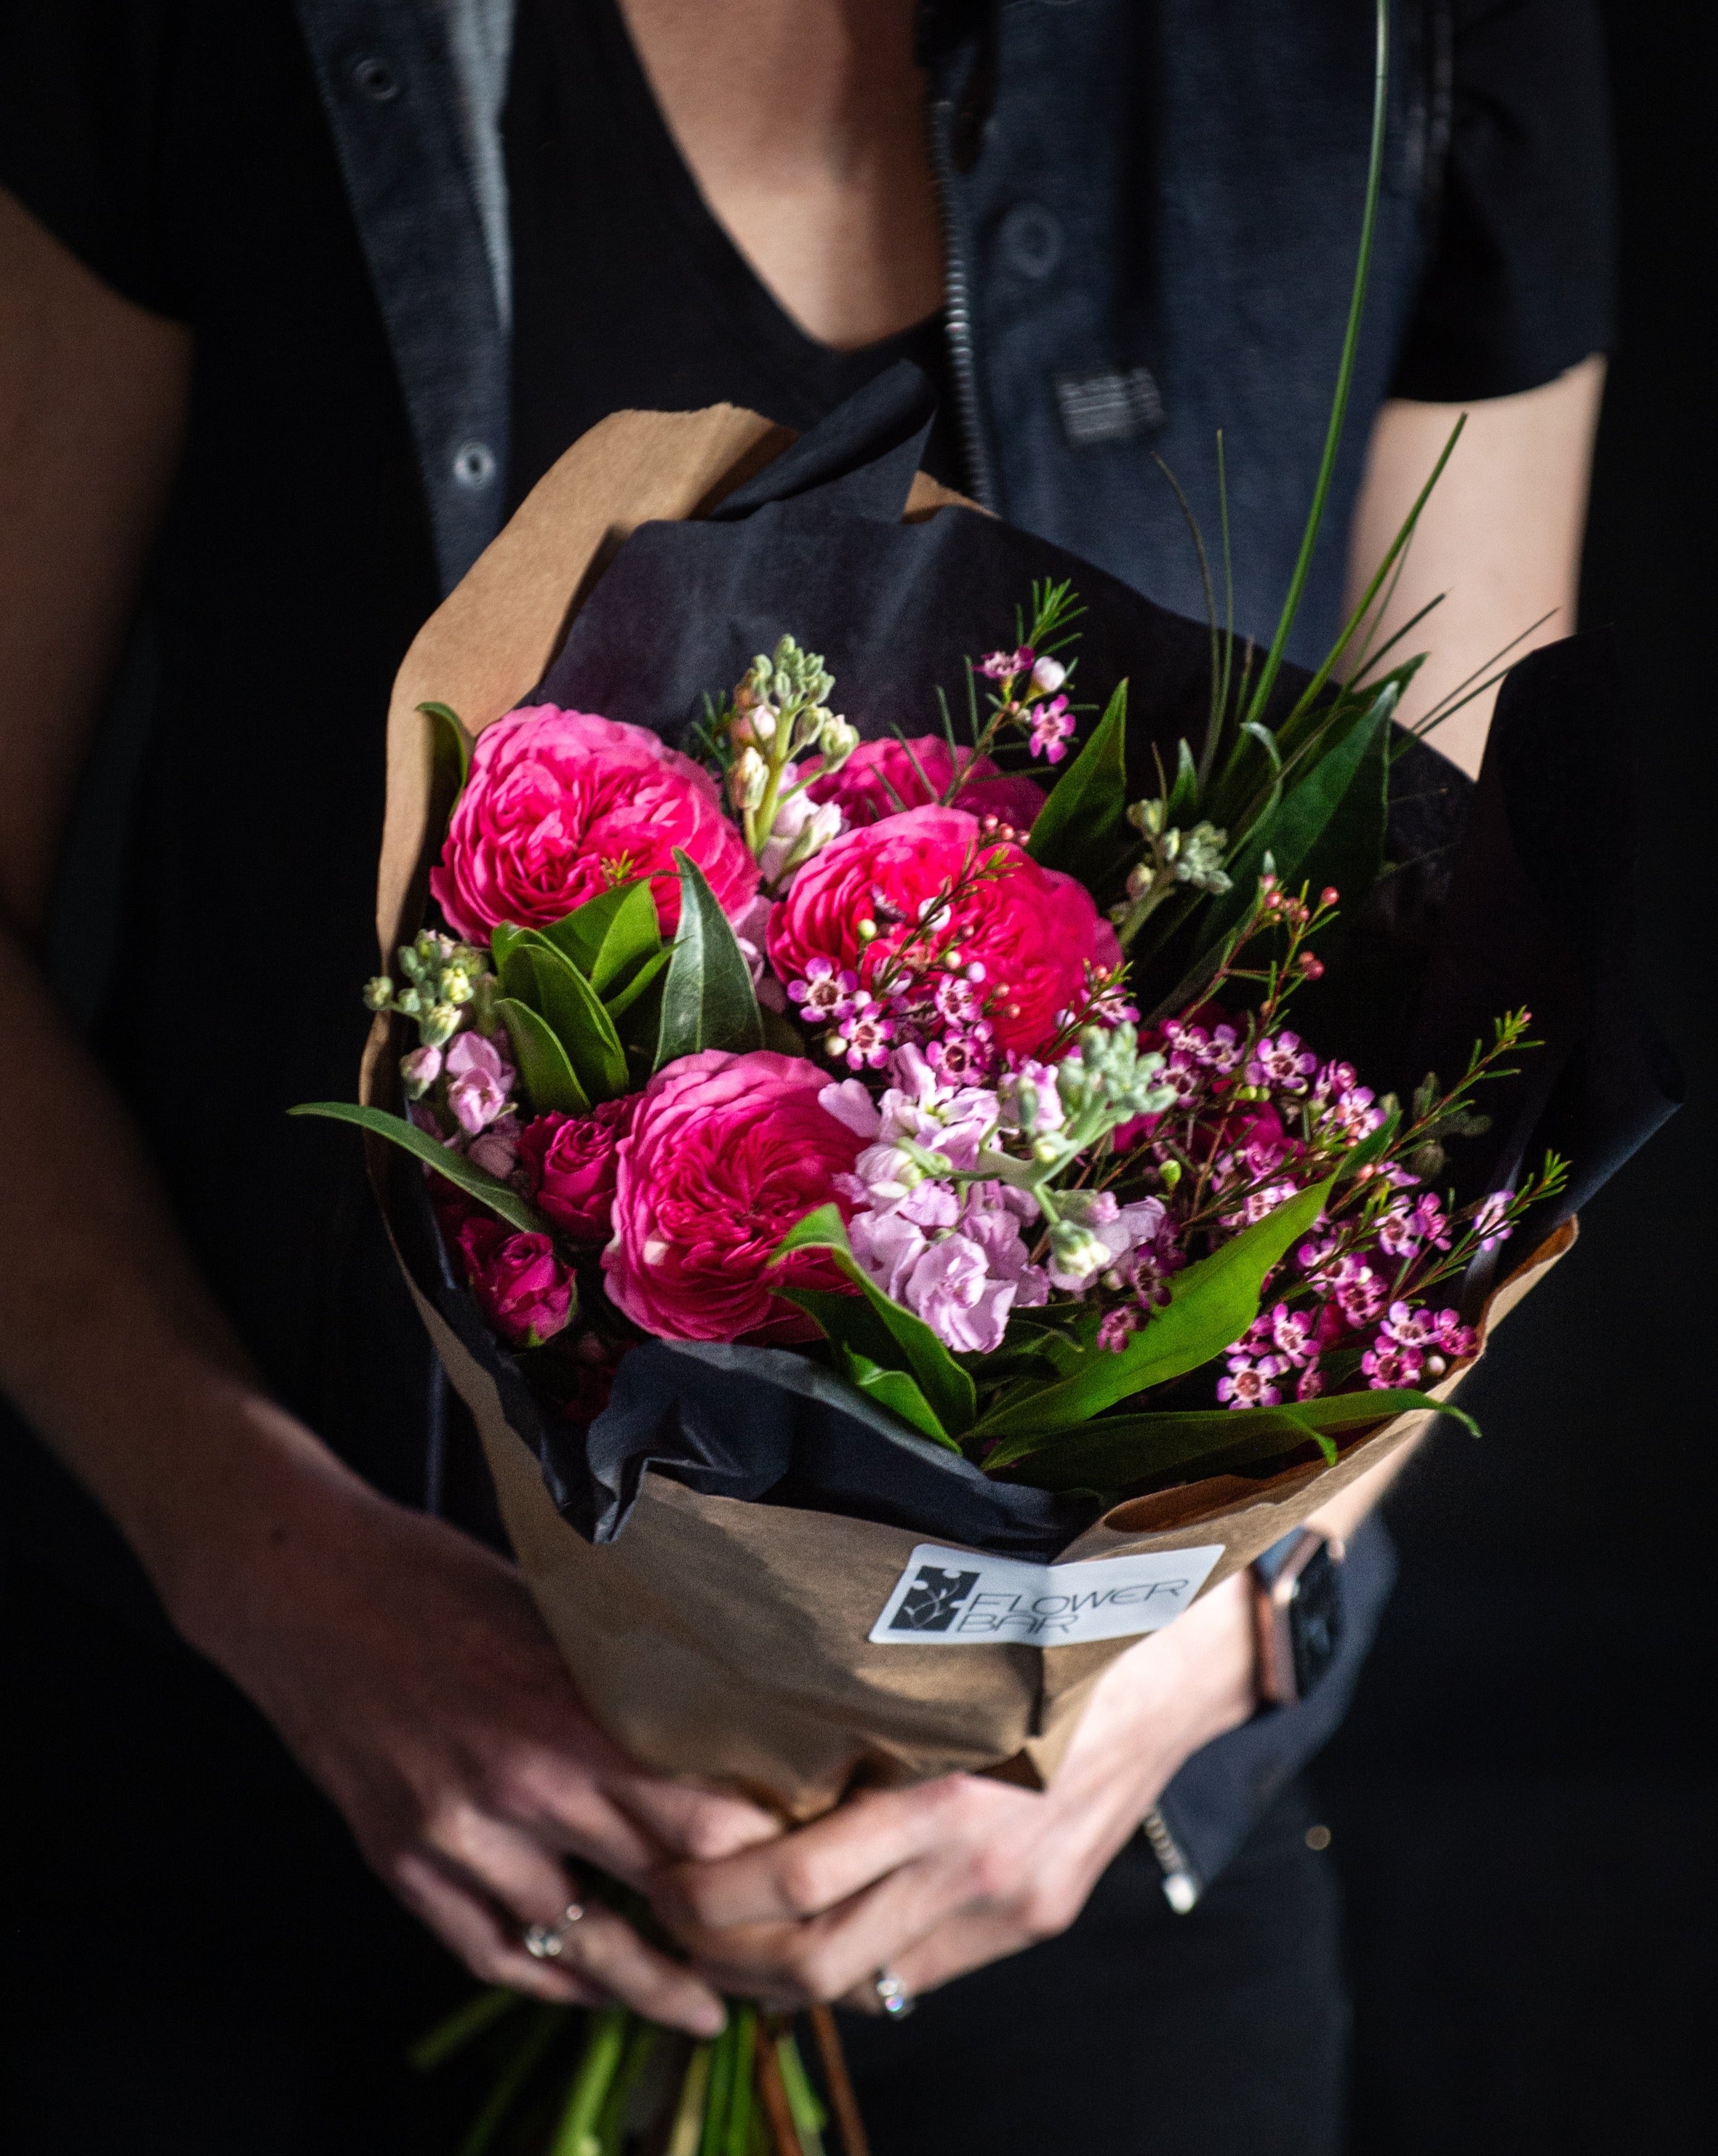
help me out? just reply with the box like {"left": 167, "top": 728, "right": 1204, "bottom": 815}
{"left": 517, "top": 1097, "right": 636, "bottom": 1243}
{"left": 803, "top": 734, "right": 1044, "bottom": 834}
{"left": 767, "top": 805, "right": 1120, "bottom": 1058}
{"left": 430, "top": 705, "right": 758, "bottom": 943}
{"left": 456, "top": 1215, "right": 576, "bottom": 1347}
{"left": 603, "top": 1050, "right": 864, "bottom": 1343}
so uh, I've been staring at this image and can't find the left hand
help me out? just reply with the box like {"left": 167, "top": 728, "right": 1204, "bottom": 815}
{"left": 647, "top": 1570, "right": 1258, "bottom": 2010}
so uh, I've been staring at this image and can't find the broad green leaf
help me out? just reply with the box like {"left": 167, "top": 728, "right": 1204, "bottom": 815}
{"left": 973, "top": 1175, "right": 1337, "bottom": 1440}
{"left": 288, "top": 1101, "right": 547, "bottom": 1234}
{"left": 1198, "top": 682, "right": 1397, "bottom": 954}
{"left": 1026, "top": 680, "right": 1134, "bottom": 895}
{"left": 602, "top": 945, "right": 670, "bottom": 1025}
{"left": 511, "top": 934, "right": 629, "bottom": 1101}
{"left": 496, "top": 995, "right": 591, "bottom": 1115}
{"left": 654, "top": 850, "right": 764, "bottom": 1068}
{"left": 418, "top": 700, "right": 473, "bottom": 790}
{"left": 490, "top": 923, "right": 524, "bottom": 973}
{"left": 832, "top": 1346, "right": 957, "bottom": 1449}
{"left": 774, "top": 1205, "right": 977, "bottom": 1437}
{"left": 1294, "top": 691, "right": 1392, "bottom": 916}
{"left": 540, "top": 881, "right": 661, "bottom": 995}
{"left": 989, "top": 1387, "right": 1478, "bottom": 1488}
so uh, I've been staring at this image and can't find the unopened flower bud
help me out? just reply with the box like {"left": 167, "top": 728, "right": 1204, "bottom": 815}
{"left": 421, "top": 1002, "right": 461, "bottom": 1048}
{"left": 856, "top": 917, "right": 878, "bottom": 942}
{"left": 1158, "top": 1158, "right": 1183, "bottom": 1190}
{"left": 728, "top": 745, "right": 768, "bottom": 811}
{"left": 395, "top": 987, "right": 424, "bottom": 1018}
{"left": 363, "top": 976, "right": 394, "bottom": 1011}
{"left": 1320, "top": 887, "right": 1340, "bottom": 908}
{"left": 817, "top": 714, "right": 858, "bottom": 771}
{"left": 399, "top": 1043, "right": 443, "bottom": 1099}
{"left": 1127, "top": 797, "right": 1168, "bottom": 838}
{"left": 1048, "top": 1220, "right": 1111, "bottom": 1280}
{"left": 1030, "top": 653, "right": 1068, "bottom": 695}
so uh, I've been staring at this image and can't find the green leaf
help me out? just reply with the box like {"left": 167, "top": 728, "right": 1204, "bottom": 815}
{"left": 510, "top": 934, "right": 630, "bottom": 1101}
{"left": 832, "top": 1346, "right": 957, "bottom": 1449}
{"left": 288, "top": 1101, "right": 547, "bottom": 1233}
{"left": 1294, "top": 689, "right": 1392, "bottom": 914}
{"left": 974, "top": 1175, "right": 1337, "bottom": 1441}
{"left": 489, "top": 923, "right": 524, "bottom": 974}
{"left": 654, "top": 850, "right": 764, "bottom": 1068}
{"left": 990, "top": 1387, "right": 1478, "bottom": 1490}
{"left": 602, "top": 943, "right": 670, "bottom": 1025}
{"left": 495, "top": 995, "right": 591, "bottom": 1115}
{"left": 1166, "top": 736, "right": 1200, "bottom": 824}
{"left": 417, "top": 700, "right": 473, "bottom": 791}
{"left": 539, "top": 881, "right": 661, "bottom": 996}
{"left": 1026, "top": 680, "right": 1134, "bottom": 893}
{"left": 774, "top": 1204, "right": 977, "bottom": 1437}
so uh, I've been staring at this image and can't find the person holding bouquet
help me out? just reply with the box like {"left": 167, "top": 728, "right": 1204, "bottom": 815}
{"left": 0, "top": 2, "right": 1614, "bottom": 2149}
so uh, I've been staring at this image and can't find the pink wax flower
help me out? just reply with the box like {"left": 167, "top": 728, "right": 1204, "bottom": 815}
{"left": 445, "top": 1029, "right": 516, "bottom": 1135}
{"left": 768, "top": 805, "right": 1118, "bottom": 1058}
{"left": 603, "top": 1050, "right": 864, "bottom": 1343}
{"left": 456, "top": 1216, "right": 576, "bottom": 1348}
{"left": 517, "top": 1097, "right": 637, "bottom": 1243}
{"left": 430, "top": 705, "right": 758, "bottom": 943}
{"left": 803, "top": 735, "right": 1044, "bottom": 834}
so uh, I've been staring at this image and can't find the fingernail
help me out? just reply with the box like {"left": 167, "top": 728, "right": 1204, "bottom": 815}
{"left": 689, "top": 1999, "right": 728, "bottom": 2039}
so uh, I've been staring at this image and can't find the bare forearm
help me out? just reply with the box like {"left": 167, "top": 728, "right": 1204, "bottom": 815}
{"left": 0, "top": 918, "right": 370, "bottom": 1625}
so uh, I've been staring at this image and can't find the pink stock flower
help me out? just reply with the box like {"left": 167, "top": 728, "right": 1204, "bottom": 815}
{"left": 444, "top": 1030, "right": 516, "bottom": 1135}
{"left": 467, "top": 1113, "right": 521, "bottom": 1180}
{"left": 430, "top": 705, "right": 758, "bottom": 943}
{"left": 768, "top": 805, "right": 1119, "bottom": 1058}
{"left": 517, "top": 1097, "right": 636, "bottom": 1243}
{"left": 803, "top": 734, "right": 1045, "bottom": 834}
{"left": 603, "top": 1050, "right": 863, "bottom": 1343}
{"left": 456, "top": 1216, "right": 576, "bottom": 1348}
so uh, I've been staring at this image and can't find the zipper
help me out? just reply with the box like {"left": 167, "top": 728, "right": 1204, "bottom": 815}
{"left": 926, "top": 96, "right": 996, "bottom": 511}
{"left": 1141, "top": 1806, "right": 1201, "bottom": 1915}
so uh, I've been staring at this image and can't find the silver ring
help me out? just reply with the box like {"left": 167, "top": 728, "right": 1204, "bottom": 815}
{"left": 522, "top": 1899, "right": 585, "bottom": 1960}
{"left": 873, "top": 1969, "right": 915, "bottom": 2020}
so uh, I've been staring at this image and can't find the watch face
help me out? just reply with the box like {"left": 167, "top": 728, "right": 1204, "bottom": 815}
{"left": 1289, "top": 1542, "right": 1345, "bottom": 1699}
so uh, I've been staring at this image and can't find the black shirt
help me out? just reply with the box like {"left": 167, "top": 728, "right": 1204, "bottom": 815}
{"left": 0, "top": 0, "right": 1616, "bottom": 1508}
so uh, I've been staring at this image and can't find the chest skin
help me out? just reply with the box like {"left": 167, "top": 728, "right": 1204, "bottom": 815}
{"left": 615, "top": 0, "right": 944, "bottom": 349}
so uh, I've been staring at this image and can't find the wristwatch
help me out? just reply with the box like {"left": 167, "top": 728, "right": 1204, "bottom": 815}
{"left": 1251, "top": 1528, "right": 1347, "bottom": 1707}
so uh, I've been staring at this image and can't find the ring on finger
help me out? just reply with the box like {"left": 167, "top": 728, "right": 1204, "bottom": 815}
{"left": 873, "top": 1968, "right": 915, "bottom": 2020}
{"left": 523, "top": 1895, "right": 586, "bottom": 1961}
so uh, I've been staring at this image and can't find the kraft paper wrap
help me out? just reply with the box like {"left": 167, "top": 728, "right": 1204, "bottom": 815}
{"left": 363, "top": 406, "right": 1571, "bottom": 1818}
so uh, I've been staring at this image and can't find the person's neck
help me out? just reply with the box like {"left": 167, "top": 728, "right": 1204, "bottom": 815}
{"left": 615, "top": 0, "right": 944, "bottom": 350}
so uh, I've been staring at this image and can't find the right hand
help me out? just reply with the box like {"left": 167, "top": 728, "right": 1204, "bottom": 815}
{"left": 180, "top": 1464, "right": 781, "bottom": 2033}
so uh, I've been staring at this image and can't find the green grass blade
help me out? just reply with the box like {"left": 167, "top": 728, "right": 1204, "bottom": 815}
{"left": 1244, "top": 0, "right": 1391, "bottom": 729}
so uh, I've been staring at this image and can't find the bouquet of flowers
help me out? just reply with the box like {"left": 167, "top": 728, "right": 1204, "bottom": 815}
{"left": 292, "top": 371, "right": 1669, "bottom": 2152}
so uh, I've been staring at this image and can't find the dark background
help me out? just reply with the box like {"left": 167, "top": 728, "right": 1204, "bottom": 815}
{"left": 4, "top": 5, "right": 1712, "bottom": 2149}
{"left": 1310, "top": 4, "right": 1717, "bottom": 2147}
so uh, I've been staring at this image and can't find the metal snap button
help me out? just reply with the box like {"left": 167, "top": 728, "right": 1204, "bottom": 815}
{"left": 351, "top": 54, "right": 400, "bottom": 102}
{"left": 451, "top": 441, "right": 497, "bottom": 491}
{"left": 1000, "top": 202, "right": 1063, "bottom": 280}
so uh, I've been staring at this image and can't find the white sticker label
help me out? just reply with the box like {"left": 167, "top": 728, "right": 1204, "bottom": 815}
{"left": 869, "top": 1541, "right": 1224, "bottom": 1648}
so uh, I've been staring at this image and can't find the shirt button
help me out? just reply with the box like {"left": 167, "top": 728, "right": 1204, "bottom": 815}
{"left": 351, "top": 54, "right": 401, "bottom": 102}
{"left": 451, "top": 441, "right": 498, "bottom": 491}
{"left": 1000, "top": 203, "right": 1063, "bottom": 280}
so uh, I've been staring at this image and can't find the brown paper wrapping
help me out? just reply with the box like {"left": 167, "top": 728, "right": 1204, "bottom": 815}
{"left": 365, "top": 406, "right": 1572, "bottom": 1817}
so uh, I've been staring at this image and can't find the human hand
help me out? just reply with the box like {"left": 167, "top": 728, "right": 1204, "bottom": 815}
{"left": 649, "top": 1571, "right": 1257, "bottom": 2010}
{"left": 180, "top": 1459, "right": 781, "bottom": 2033}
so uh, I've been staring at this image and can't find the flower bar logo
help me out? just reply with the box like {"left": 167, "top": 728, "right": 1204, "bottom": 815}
{"left": 869, "top": 1543, "right": 1224, "bottom": 1648}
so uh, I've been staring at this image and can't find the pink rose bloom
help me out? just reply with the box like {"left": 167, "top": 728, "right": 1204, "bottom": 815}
{"left": 517, "top": 1097, "right": 636, "bottom": 1243}
{"left": 444, "top": 1029, "right": 517, "bottom": 1135}
{"left": 456, "top": 1216, "right": 576, "bottom": 1347}
{"left": 767, "top": 805, "right": 1119, "bottom": 1058}
{"left": 604, "top": 1050, "right": 864, "bottom": 1343}
{"left": 430, "top": 705, "right": 759, "bottom": 942}
{"left": 803, "top": 735, "right": 1044, "bottom": 834}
